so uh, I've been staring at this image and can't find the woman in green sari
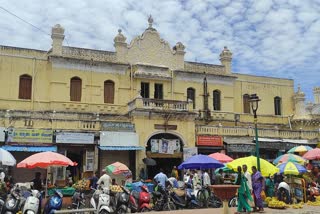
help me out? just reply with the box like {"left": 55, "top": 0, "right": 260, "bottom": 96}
{"left": 235, "top": 166, "right": 253, "bottom": 214}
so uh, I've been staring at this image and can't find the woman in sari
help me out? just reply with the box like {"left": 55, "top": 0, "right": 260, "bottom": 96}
{"left": 251, "top": 166, "right": 264, "bottom": 212}
{"left": 235, "top": 166, "right": 252, "bottom": 214}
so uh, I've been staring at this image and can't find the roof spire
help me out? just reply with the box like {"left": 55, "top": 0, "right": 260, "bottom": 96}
{"left": 148, "top": 15, "right": 153, "bottom": 28}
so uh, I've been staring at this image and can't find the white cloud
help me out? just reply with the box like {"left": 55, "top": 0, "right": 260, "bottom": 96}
{"left": 0, "top": 0, "right": 319, "bottom": 101}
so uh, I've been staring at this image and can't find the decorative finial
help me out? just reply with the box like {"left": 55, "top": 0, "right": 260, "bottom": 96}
{"left": 148, "top": 15, "right": 153, "bottom": 28}
{"left": 118, "top": 29, "right": 122, "bottom": 34}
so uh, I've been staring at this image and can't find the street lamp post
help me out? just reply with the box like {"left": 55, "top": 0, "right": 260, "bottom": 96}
{"left": 249, "top": 94, "right": 261, "bottom": 171}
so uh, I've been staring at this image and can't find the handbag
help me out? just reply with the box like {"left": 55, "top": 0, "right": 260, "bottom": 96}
{"left": 261, "top": 190, "right": 266, "bottom": 200}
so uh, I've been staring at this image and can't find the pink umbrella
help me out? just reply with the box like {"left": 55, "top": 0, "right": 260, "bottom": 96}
{"left": 303, "top": 148, "right": 320, "bottom": 160}
{"left": 208, "top": 152, "right": 233, "bottom": 163}
{"left": 17, "top": 151, "right": 77, "bottom": 169}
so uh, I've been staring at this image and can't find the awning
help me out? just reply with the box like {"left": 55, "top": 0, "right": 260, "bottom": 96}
{"left": 257, "top": 138, "right": 312, "bottom": 144}
{"left": 2, "top": 145, "right": 57, "bottom": 152}
{"left": 99, "top": 146, "right": 144, "bottom": 151}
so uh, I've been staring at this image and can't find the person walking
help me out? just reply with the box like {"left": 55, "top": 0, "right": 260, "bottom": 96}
{"left": 251, "top": 166, "right": 264, "bottom": 212}
{"left": 235, "top": 166, "right": 252, "bottom": 214}
{"left": 202, "top": 170, "right": 211, "bottom": 186}
{"left": 97, "top": 169, "right": 111, "bottom": 190}
{"left": 154, "top": 168, "right": 168, "bottom": 188}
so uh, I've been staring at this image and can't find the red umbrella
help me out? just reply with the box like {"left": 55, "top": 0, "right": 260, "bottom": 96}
{"left": 208, "top": 152, "right": 233, "bottom": 163}
{"left": 17, "top": 151, "right": 77, "bottom": 169}
{"left": 303, "top": 148, "right": 320, "bottom": 160}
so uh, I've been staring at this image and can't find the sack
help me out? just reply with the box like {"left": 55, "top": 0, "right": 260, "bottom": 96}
{"left": 261, "top": 190, "right": 266, "bottom": 200}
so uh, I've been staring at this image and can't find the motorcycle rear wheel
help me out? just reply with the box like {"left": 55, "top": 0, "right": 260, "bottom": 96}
{"left": 117, "top": 207, "right": 127, "bottom": 214}
{"left": 163, "top": 202, "right": 176, "bottom": 211}
{"left": 140, "top": 207, "right": 151, "bottom": 212}
{"left": 228, "top": 196, "right": 238, "bottom": 207}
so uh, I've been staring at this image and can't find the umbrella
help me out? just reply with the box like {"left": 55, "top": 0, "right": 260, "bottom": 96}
{"left": 288, "top": 145, "right": 313, "bottom": 154}
{"left": 17, "top": 151, "right": 77, "bottom": 168}
{"left": 303, "top": 148, "right": 320, "bottom": 160}
{"left": 214, "top": 166, "right": 235, "bottom": 174}
{"left": 272, "top": 154, "right": 306, "bottom": 165}
{"left": 208, "top": 152, "right": 233, "bottom": 163}
{"left": 277, "top": 161, "right": 307, "bottom": 175}
{"left": 178, "top": 154, "right": 224, "bottom": 170}
{"left": 106, "top": 162, "right": 129, "bottom": 175}
{"left": 143, "top": 158, "right": 156, "bottom": 166}
{"left": 0, "top": 148, "right": 16, "bottom": 166}
{"left": 226, "top": 156, "right": 279, "bottom": 177}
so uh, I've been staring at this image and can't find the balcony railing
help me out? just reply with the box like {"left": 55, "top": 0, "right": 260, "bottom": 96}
{"left": 196, "top": 125, "right": 320, "bottom": 140}
{"left": 128, "top": 98, "right": 193, "bottom": 112}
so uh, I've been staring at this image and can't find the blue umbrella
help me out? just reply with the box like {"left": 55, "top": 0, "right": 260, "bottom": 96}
{"left": 178, "top": 154, "right": 224, "bottom": 170}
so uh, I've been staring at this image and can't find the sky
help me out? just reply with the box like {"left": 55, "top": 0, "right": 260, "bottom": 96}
{"left": 1, "top": 0, "right": 319, "bottom": 102}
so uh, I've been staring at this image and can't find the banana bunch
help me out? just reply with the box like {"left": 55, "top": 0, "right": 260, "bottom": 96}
{"left": 72, "top": 179, "right": 89, "bottom": 190}
{"left": 110, "top": 185, "right": 123, "bottom": 193}
{"left": 292, "top": 202, "right": 304, "bottom": 209}
{"left": 267, "top": 198, "right": 289, "bottom": 209}
{"left": 306, "top": 195, "right": 320, "bottom": 206}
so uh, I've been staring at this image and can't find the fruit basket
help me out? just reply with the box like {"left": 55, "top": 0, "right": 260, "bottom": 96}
{"left": 72, "top": 179, "right": 90, "bottom": 190}
{"left": 110, "top": 185, "right": 123, "bottom": 193}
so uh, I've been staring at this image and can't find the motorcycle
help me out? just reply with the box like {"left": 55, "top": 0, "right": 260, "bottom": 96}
{"left": 169, "top": 183, "right": 200, "bottom": 209}
{"left": 22, "top": 189, "right": 43, "bottom": 214}
{"left": 152, "top": 184, "right": 175, "bottom": 211}
{"left": 90, "top": 187, "right": 112, "bottom": 214}
{"left": 43, "top": 189, "right": 63, "bottom": 214}
{"left": 71, "top": 189, "right": 86, "bottom": 210}
{"left": 3, "top": 186, "right": 24, "bottom": 214}
{"left": 129, "top": 185, "right": 151, "bottom": 212}
{"left": 113, "top": 186, "right": 130, "bottom": 214}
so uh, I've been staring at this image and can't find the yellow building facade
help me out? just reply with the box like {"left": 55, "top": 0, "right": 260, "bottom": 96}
{"left": 0, "top": 18, "right": 319, "bottom": 182}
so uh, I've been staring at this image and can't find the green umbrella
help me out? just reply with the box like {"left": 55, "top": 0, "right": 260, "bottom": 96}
{"left": 215, "top": 166, "right": 234, "bottom": 174}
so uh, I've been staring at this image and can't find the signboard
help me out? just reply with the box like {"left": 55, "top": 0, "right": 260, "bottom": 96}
{"left": 150, "top": 139, "right": 180, "bottom": 154}
{"left": 0, "top": 127, "right": 5, "bottom": 142}
{"left": 154, "top": 124, "right": 177, "bottom": 130}
{"left": 7, "top": 129, "right": 53, "bottom": 143}
{"left": 101, "top": 122, "right": 135, "bottom": 132}
{"left": 100, "top": 131, "right": 139, "bottom": 147}
{"left": 227, "top": 144, "right": 255, "bottom": 153}
{"left": 197, "top": 136, "right": 223, "bottom": 147}
{"left": 56, "top": 132, "right": 94, "bottom": 144}
{"left": 183, "top": 147, "right": 198, "bottom": 161}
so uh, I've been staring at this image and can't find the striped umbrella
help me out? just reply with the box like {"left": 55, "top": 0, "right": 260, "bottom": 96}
{"left": 106, "top": 162, "right": 129, "bottom": 175}
{"left": 273, "top": 154, "right": 306, "bottom": 165}
{"left": 287, "top": 145, "right": 313, "bottom": 154}
{"left": 277, "top": 161, "right": 307, "bottom": 175}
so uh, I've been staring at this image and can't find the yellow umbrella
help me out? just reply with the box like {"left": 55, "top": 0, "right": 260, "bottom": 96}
{"left": 226, "top": 156, "right": 279, "bottom": 177}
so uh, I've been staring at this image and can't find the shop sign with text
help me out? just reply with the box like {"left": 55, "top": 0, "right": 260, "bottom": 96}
{"left": 101, "top": 122, "right": 135, "bottom": 132}
{"left": 56, "top": 132, "right": 94, "bottom": 144}
{"left": 7, "top": 128, "right": 53, "bottom": 143}
{"left": 197, "top": 135, "right": 223, "bottom": 147}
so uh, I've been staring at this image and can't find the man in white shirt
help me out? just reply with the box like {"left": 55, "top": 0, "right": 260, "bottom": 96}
{"left": 243, "top": 165, "right": 252, "bottom": 192}
{"left": 202, "top": 170, "right": 211, "bottom": 186}
{"left": 97, "top": 170, "right": 111, "bottom": 190}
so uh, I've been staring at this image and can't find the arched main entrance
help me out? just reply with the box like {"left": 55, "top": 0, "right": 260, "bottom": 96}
{"left": 145, "top": 132, "right": 184, "bottom": 178}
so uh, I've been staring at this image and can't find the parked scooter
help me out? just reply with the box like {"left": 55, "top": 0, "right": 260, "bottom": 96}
{"left": 3, "top": 186, "right": 24, "bottom": 214}
{"left": 169, "top": 183, "right": 200, "bottom": 209}
{"left": 43, "top": 189, "right": 63, "bottom": 214}
{"left": 90, "top": 187, "right": 112, "bottom": 214}
{"left": 129, "top": 185, "right": 151, "bottom": 212}
{"left": 113, "top": 186, "right": 130, "bottom": 214}
{"left": 22, "top": 189, "right": 43, "bottom": 214}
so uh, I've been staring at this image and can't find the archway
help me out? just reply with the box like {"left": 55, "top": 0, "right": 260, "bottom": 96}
{"left": 145, "top": 132, "right": 184, "bottom": 178}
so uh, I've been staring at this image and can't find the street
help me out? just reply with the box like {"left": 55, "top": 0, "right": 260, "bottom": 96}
{"left": 149, "top": 206, "right": 320, "bottom": 214}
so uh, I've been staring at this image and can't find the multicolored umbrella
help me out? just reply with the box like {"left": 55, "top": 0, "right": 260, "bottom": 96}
{"left": 106, "top": 162, "right": 129, "bottom": 175}
{"left": 226, "top": 156, "right": 279, "bottom": 177}
{"left": 288, "top": 145, "right": 313, "bottom": 154}
{"left": 208, "top": 153, "right": 233, "bottom": 163}
{"left": 303, "top": 148, "right": 320, "bottom": 160}
{"left": 277, "top": 161, "right": 307, "bottom": 175}
{"left": 273, "top": 154, "right": 306, "bottom": 165}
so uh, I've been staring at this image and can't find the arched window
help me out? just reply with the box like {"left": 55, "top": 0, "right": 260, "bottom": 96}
{"left": 104, "top": 80, "right": 115, "bottom": 104}
{"left": 70, "top": 77, "right": 82, "bottom": 101}
{"left": 213, "top": 90, "right": 221, "bottom": 111}
{"left": 274, "top": 96, "right": 282, "bottom": 115}
{"left": 187, "top": 87, "right": 196, "bottom": 109}
{"left": 19, "top": 74, "right": 32, "bottom": 99}
{"left": 243, "top": 94, "right": 250, "bottom": 113}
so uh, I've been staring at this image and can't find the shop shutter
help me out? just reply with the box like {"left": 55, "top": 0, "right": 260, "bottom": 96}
{"left": 70, "top": 77, "right": 82, "bottom": 101}
{"left": 104, "top": 80, "right": 114, "bottom": 103}
{"left": 19, "top": 74, "right": 32, "bottom": 99}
